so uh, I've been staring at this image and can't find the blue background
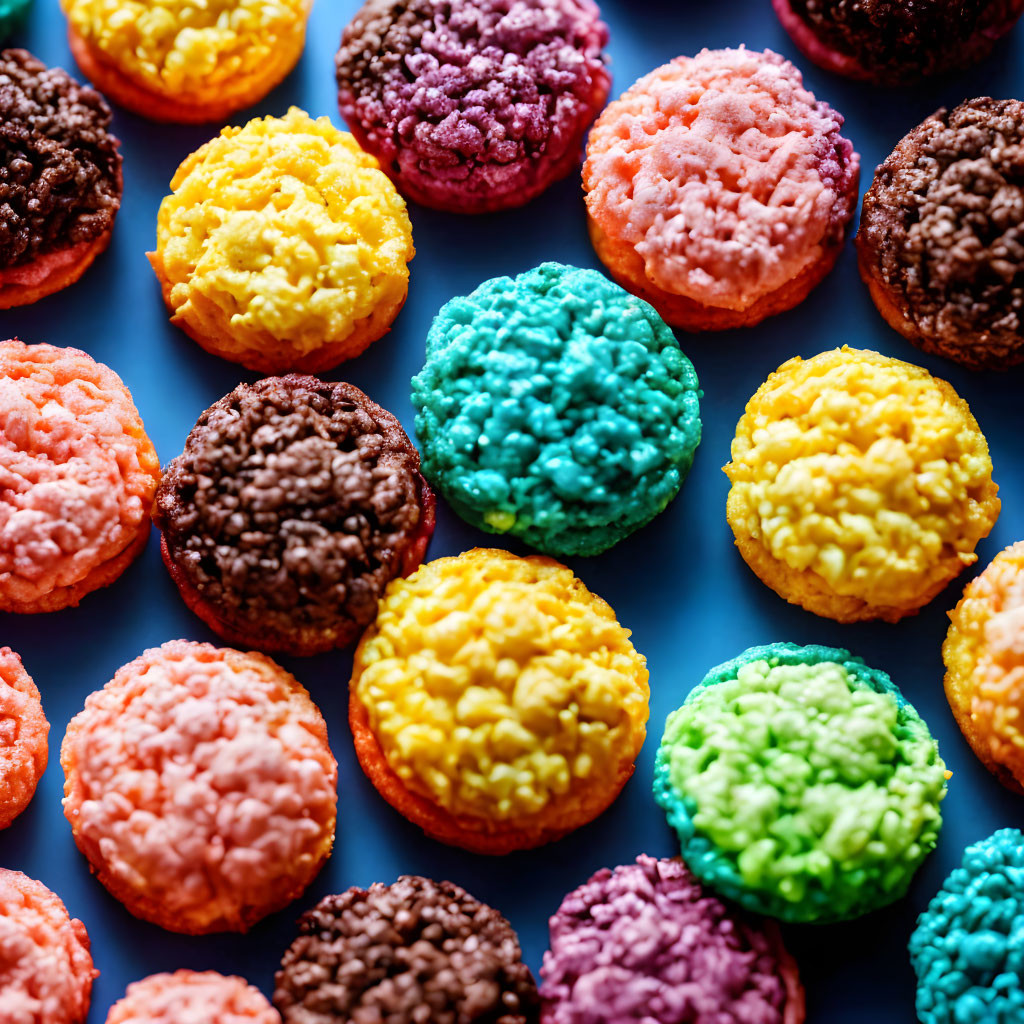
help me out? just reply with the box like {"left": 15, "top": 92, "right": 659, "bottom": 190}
{"left": 1, "top": 1, "right": 1023, "bottom": 1020}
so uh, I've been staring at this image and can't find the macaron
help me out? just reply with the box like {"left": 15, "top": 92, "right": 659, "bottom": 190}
{"left": 724, "top": 347, "right": 1000, "bottom": 623}
{"left": 274, "top": 877, "right": 539, "bottom": 1024}
{"left": 148, "top": 108, "right": 414, "bottom": 374}
{"left": 349, "top": 547, "right": 650, "bottom": 854}
{"left": 654, "top": 643, "right": 948, "bottom": 923}
{"left": 60, "top": 0, "right": 312, "bottom": 123}
{"left": 335, "top": 0, "right": 610, "bottom": 213}
{"left": 0, "top": 340, "right": 160, "bottom": 614}
{"left": 106, "top": 972, "right": 280, "bottom": 1024}
{"left": 0, "top": 0, "right": 31, "bottom": 41}
{"left": 60, "top": 640, "right": 338, "bottom": 934}
{"left": 583, "top": 47, "right": 859, "bottom": 330}
{"left": 858, "top": 98, "right": 1024, "bottom": 371}
{"left": 412, "top": 262, "right": 702, "bottom": 557}
{"left": 153, "top": 375, "right": 435, "bottom": 657}
{"left": 0, "top": 648, "right": 48, "bottom": 830}
{"left": 0, "top": 49, "right": 121, "bottom": 309}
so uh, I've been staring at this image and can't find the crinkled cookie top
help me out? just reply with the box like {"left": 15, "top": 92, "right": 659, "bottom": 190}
{"left": 353, "top": 548, "right": 649, "bottom": 824}
{"left": 412, "top": 263, "right": 701, "bottom": 557}
{"left": 724, "top": 347, "right": 999, "bottom": 609}
{"left": 152, "top": 108, "right": 413, "bottom": 359}
{"left": 107, "top": 971, "right": 281, "bottom": 1024}
{"left": 860, "top": 98, "right": 1024, "bottom": 369}
{"left": 654, "top": 644, "right": 947, "bottom": 923}
{"left": 0, "top": 48, "right": 121, "bottom": 267}
{"left": 540, "top": 855, "right": 795, "bottom": 1024}
{"left": 910, "top": 828, "right": 1024, "bottom": 1024}
{"left": 0, "top": 647, "right": 48, "bottom": 829}
{"left": 274, "top": 876, "right": 538, "bottom": 1024}
{"left": 583, "top": 47, "right": 858, "bottom": 311}
{"left": 0, "top": 340, "right": 159, "bottom": 610}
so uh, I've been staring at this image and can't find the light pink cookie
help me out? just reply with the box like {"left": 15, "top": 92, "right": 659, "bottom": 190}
{"left": 106, "top": 971, "right": 280, "bottom": 1024}
{"left": 0, "top": 647, "right": 48, "bottom": 829}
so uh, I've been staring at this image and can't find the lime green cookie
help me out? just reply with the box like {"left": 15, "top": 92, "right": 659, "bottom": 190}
{"left": 654, "top": 643, "right": 947, "bottom": 923}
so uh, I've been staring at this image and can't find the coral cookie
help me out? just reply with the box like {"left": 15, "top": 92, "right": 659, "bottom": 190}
{"left": 724, "top": 347, "right": 1000, "bottom": 623}
{"left": 106, "top": 972, "right": 280, "bottom": 1024}
{"left": 944, "top": 542, "right": 1024, "bottom": 793}
{"left": 412, "top": 263, "right": 701, "bottom": 556}
{"left": 0, "top": 0, "right": 31, "bottom": 41}
{"left": 541, "top": 856, "right": 805, "bottom": 1024}
{"left": 910, "top": 829, "right": 1024, "bottom": 1024}
{"left": 0, "top": 648, "right": 47, "bottom": 830}
{"left": 274, "top": 877, "right": 538, "bottom": 1024}
{"left": 0, "top": 341, "right": 160, "bottom": 614}
{"left": 60, "top": 641, "right": 337, "bottom": 934}
{"left": 349, "top": 548, "right": 649, "bottom": 854}
{"left": 583, "top": 48, "right": 859, "bottom": 330}
{"left": 335, "top": 0, "right": 610, "bottom": 213}
{"left": 654, "top": 644, "right": 948, "bottom": 923}
{"left": 0, "top": 868, "right": 96, "bottom": 1024}
{"left": 0, "top": 49, "right": 121, "bottom": 310}
{"left": 148, "top": 108, "right": 414, "bottom": 374}
{"left": 858, "top": 98, "right": 1024, "bottom": 371}
{"left": 60, "top": 0, "right": 312, "bottom": 123}
{"left": 153, "top": 376, "right": 435, "bottom": 657}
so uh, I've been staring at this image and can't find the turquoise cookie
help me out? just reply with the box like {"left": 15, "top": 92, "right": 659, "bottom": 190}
{"left": 654, "top": 643, "right": 947, "bottom": 923}
{"left": 910, "top": 829, "right": 1024, "bottom": 1024}
{"left": 411, "top": 262, "right": 701, "bottom": 557}
{"left": 0, "top": 0, "right": 31, "bottom": 39}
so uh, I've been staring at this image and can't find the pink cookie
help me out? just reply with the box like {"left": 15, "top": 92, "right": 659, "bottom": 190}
{"left": 583, "top": 48, "right": 860, "bottom": 331}
{"left": 106, "top": 971, "right": 280, "bottom": 1024}
{"left": 0, "top": 647, "right": 48, "bottom": 830}
{"left": 0, "top": 868, "right": 96, "bottom": 1024}
{"left": 60, "top": 640, "right": 337, "bottom": 935}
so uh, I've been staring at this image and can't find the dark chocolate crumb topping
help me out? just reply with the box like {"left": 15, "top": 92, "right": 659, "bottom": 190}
{"left": 0, "top": 48, "right": 121, "bottom": 267}
{"left": 273, "top": 877, "right": 539, "bottom": 1024}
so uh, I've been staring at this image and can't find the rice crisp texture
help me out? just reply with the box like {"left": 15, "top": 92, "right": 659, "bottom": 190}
{"left": 0, "top": 647, "right": 48, "bottom": 830}
{"left": 106, "top": 971, "right": 280, "bottom": 1024}
{"left": 150, "top": 107, "right": 413, "bottom": 363}
{"left": 910, "top": 828, "right": 1024, "bottom": 1024}
{"left": 654, "top": 643, "right": 947, "bottom": 923}
{"left": 412, "top": 262, "right": 701, "bottom": 557}
{"left": 583, "top": 47, "right": 859, "bottom": 312}
{"left": 0, "top": 867, "right": 96, "bottom": 1024}
{"left": 60, "top": 640, "right": 338, "bottom": 934}
{"left": 352, "top": 548, "right": 649, "bottom": 829}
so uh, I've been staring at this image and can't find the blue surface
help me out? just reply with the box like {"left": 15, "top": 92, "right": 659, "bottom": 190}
{"left": 1, "top": 2, "right": 1022, "bottom": 1021}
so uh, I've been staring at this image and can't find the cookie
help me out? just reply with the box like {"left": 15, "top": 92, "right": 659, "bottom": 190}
{"left": 583, "top": 47, "right": 859, "bottom": 330}
{"left": 106, "top": 971, "right": 280, "bottom": 1024}
{"left": 654, "top": 643, "right": 948, "bottom": 923}
{"left": 349, "top": 547, "right": 650, "bottom": 854}
{"left": 147, "top": 108, "right": 414, "bottom": 374}
{"left": 412, "top": 263, "right": 701, "bottom": 556}
{"left": 0, "top": 340, "right": 160, "bottom": 614}
{"left": 153, "top": 375, "right": 435, "bottom": 657}
{"left": 724, "top": 347, "right": 1000, "bottom": 623}
{"left": 0, "top": 648, "right": 47, "bottom": 830}
{"left": 60, "top": 640, "right": 337, "bottom": 934}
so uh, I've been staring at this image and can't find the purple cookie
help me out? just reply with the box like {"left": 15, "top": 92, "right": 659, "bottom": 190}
{"left": 334, "top": 0, "right": 610, "bottom": 213}
{"left": 540, "top": 856, "right": 806, "bottom": 1024}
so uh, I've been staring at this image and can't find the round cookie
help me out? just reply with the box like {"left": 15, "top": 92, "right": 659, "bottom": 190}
{"left": 147, "top": 108, "right": 414, "bottom": 374}
{"left": 411, "top": 263, "right": 701, "bottom": 557}
{"left": 274, "top": 877, "right": 538, "bottom": 1024}
{"left": 0, "top": 340, "right": 160, "bottom": 614}
{"left": 943, "top": 541, "right": 1024, "bottom": 794}
{"left": 858, "top": 98, "right": 1024, "bottom": 371}
{"left": 106, "top": 972, "right": 280, "bottom": 1024}
{"left": 0, "top": 0, "right": 32, "bottom": 41}
{"left": 0, "top": 49, "right": 121, "bottom": 309}
{"left": 349, "top": 547, "right": 650, "bottom": 854}
{"left": 153, "top": 375, "right": 435, "bottom": 657}
{"left": 654, "top": 643, "right": 948, "bottom": 923}
{"left": 541, "top": 855, "right": 805, "bottom": 1024}
{"left": 335, "top": 0, "right": 610, "bottom": 213}
{"left": 910, "top": 828, "right": 1024, "bottom": 1024}
{"left": 0, "top": 868, "right": 96, "bottom": 1024}
{"left": 60, "top": 640, "right": 337, "bottom": 934}
{"left": 0, "top": 648, "right": 47, "bottom": 830}
{"left": 582, "top": 47, "right": 859, "bottom": 330}
{"left": 773, "top": 0, "right": 1024, "bottom": 85}
{"left": 724, "top": 347, "right": 1000, "bottom": 623}
{"left": 60, "top": 0, "right": 312, "bottom": 123}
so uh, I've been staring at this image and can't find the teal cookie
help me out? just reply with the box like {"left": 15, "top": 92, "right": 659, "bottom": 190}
{"left": 0, "top": 0, "right": 31, "bottom": 40}
{"left": 654, "top": 643, "right": 947, "bottom": 923}
{"left": 411, "top": 262, "right": 701, "bottom": 557}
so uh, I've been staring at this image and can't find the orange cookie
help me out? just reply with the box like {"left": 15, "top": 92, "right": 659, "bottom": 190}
{"left": 0, "top": 648, "right": 48, "bottom": 830}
